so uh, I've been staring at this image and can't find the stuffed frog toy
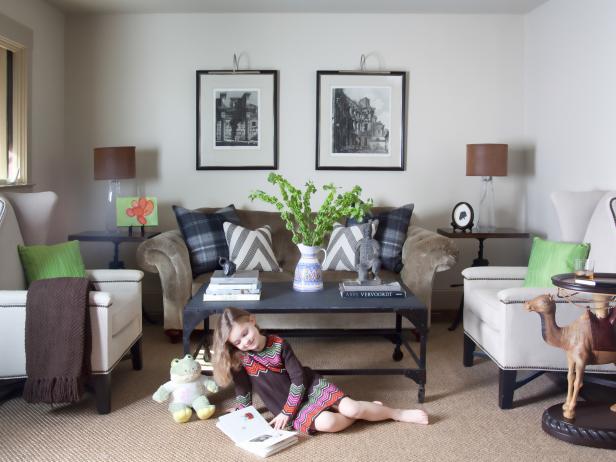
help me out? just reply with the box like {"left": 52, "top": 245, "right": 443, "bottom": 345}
{"left": 153, "top": 354, "right": 219, "bottom": 423}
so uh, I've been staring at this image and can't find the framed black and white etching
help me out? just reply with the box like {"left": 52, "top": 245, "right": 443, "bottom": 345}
{"left": 196, "top": 70, "right": 278, "bottom": 170}
{"left": 316, "top": 71, "right": 407, "bottom": 170}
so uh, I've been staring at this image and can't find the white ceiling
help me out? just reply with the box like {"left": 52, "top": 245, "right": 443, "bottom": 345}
{"left": 44, "top": 0, "right": 549, "bottom": 15}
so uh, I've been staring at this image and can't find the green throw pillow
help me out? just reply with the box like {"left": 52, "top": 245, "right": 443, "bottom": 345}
{"left": 523, "top": 237, "right": 590, "bottom": 287}
{"left": 18, "top": 240, "right": 87, "bottom": 285}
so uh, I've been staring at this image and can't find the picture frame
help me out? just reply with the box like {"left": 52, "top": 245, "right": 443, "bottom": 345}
{"left": 196, "top": 70, "right": 278, "bottom": 170}
{"left": 451, "top": 202, "right": 474, "bottom": 232}
{"left": 316, "top": 71, "right": 407, "bottom": 171}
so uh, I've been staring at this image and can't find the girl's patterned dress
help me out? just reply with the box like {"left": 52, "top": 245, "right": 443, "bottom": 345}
{"left": 232, "top": 334, "right": 345, "bottom": 434}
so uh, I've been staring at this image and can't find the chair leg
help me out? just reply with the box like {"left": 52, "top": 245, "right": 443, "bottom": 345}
{"left": 131, "top": 337, "right": 143, "bottom": 371}
{"left": 463, "top": 334, "right": 476, "bottom": 367}
{"left": 92, "top": 374, "right": 111, "bottom": 414}
{"left": 499, "top": 369, "right": 517, "bottom": 409}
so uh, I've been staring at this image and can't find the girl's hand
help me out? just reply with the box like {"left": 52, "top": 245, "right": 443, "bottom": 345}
{"left": 270, "top": 413, "right": 290, "bottom": 430}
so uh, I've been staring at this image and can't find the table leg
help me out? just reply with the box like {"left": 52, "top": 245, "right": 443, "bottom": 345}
{"left": 108, "top": 242, "right": 125, "bottom": 269}
{"left": 449, "top": 237, "right": 489, "bottom": 331}
{"left": 183, "top": 311, "right": 206, "bottom": 355}
{"left": 392, "top": 314, "right": 403, "bottom": 361}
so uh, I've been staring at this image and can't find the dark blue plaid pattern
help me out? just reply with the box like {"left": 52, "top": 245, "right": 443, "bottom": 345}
{"left": 173, "top": 205, "right": 240, "bottom": 277}
{"left": 347, "top": 203, "right": 414, "bottom": 272}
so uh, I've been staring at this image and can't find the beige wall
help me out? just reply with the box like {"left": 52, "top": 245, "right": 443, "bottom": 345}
{"left": 63, "top": 13, "right": 527, "bottom": 309}
{"left": 524, "top": 0, "right": 616, "bottom": 241}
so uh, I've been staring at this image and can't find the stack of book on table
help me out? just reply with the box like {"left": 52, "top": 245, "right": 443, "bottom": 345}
{"left": 216, "top": 406, "right": 298, "bottom": 458}
{"left": 203, "top": 270, "right": 261, "bottom": 301}
{"left": 339, "top": 280, "right": 406, "bottom": 298}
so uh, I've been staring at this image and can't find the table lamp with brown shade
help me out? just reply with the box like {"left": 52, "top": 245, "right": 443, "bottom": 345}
{"left": 466, "top": 143, "right": 507, "bottom": 230}
{"left": 94, "top": 146, "right": 136, "bottom": 232}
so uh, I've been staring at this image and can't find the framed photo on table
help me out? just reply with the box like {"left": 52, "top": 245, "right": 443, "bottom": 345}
{"left": 196, "top": 70, "right": 278, "bottom": 170}
{"left": 316, "top": 71, "right": 407, "bottom": 171}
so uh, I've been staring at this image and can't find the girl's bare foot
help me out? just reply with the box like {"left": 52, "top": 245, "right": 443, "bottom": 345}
{"left": 396, "top": 409, "right": 429, "bottom": 425}
{"left": 373, "top": 401, "right": 383, "bottom": 405}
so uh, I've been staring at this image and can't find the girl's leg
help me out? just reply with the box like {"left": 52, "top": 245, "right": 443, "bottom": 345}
{"left": 313, "top": 410, "right": 356, "bottom": 433}
{"left": 337, "top": 397, "right": 428, "bottom": 425}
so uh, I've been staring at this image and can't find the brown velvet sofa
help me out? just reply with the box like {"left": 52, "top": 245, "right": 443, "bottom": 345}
{"left": 137, "top": 207, "right": 458, "bottom": 342}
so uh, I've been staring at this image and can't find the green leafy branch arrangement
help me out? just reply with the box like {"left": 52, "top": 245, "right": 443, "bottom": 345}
{"left": 249, "top": 173, "right": 373, "bottom": 247}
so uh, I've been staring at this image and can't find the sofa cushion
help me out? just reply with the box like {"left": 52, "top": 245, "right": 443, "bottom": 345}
{"left": 322, "top": 222, "right": 377, "bottom": 271}
{"left": 223, "top": 222, "right": 281, "bottom": 272}
{"left": 18, "top": 240, "right": 86, "bottom": 285}
{"left": 523, "top": 237, "right": 590, "bottom": 287}
{"left": 348, "top": 204, "right": 414, "bottom": 272}
{"left": 173, "top": 204, "right": 240, "bottom": 277}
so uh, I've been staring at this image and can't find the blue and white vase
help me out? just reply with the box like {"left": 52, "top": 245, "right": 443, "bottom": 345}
{"left": 293, "top": 244, "right": 325, "bottom": 292}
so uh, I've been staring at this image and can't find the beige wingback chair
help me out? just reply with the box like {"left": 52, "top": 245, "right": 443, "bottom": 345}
{"left": 463, "top": 190, "right": 616, "bottom": 408}
{"left": 0, "top": 192, "right": 144, "bottom": 413}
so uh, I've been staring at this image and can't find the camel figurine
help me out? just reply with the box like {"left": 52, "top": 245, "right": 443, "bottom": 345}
{"left": 525, "top": 294, "right": 616, "bottom": 420}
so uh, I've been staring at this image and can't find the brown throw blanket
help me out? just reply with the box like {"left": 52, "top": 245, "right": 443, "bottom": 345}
{"left": 23, "top": 277, "right": 92, "bottom": 404}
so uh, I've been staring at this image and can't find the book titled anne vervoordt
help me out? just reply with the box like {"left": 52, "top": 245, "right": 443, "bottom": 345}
{"left": 216, "top": 406, "right": 298, "bottom": 458}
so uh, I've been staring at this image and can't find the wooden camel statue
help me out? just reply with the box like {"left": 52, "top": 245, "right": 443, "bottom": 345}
{"left": 525, "top": 294, "right": 616, "bottom": 420}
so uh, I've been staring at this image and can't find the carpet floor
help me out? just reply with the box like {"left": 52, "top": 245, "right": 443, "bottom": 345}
{"left": 0, "top": 322, "right": 611, "bottom": 461}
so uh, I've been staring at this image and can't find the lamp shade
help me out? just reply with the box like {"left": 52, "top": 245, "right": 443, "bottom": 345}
{"left": 93, "top": 146, "right": 136, "bottom": 180}
{"left": 466, "top": 144, "right": 508, "bottom": 177}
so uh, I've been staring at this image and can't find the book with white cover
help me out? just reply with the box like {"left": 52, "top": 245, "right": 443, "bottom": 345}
{"left": 207, "top": 281, "right": 261, "bottom": 291}
{"left": 210, "top": 270, "right": 260, "bottom": 284}
{"left": 340, "top": 280, "right": 402, "bottom": 292}
{"left": 216, "top": 406, "right": 298, "bottom": 458}
{"left": 203, "top": 292, "right": 261, "bottom": 301}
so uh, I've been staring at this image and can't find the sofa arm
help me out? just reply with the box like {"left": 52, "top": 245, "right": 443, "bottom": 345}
{"left": 136, "top": 230, "right": 192, "bottom": 331}
{"left": 400, "top": 225, "right": 459, "bottom": 322}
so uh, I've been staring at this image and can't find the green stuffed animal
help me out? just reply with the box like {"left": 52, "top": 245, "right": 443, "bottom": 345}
{"left": 153, "top": 354, "right": 219, "bottom": 423}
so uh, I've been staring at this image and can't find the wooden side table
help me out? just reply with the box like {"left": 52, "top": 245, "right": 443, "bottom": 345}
{"left": 437, "top": 227, "right": 530, "bottom": 330}
{"left": 68, "top": 229, "right": 160, "bottom": 323}
{"left": 68, "top": 230, "right": 159, "bottom": 269}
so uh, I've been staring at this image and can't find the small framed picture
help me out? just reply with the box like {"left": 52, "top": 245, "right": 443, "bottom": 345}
{"left": 451, "top": 202, "right": 474, "bottom": 231}
{"left": 316, "top": 71, "right": 407, "bottom": 170}
{"left": 116, "top": 197, "right": 159, "bottom": 227}
{"left": 196, "top": 70, "right": 278, "bottom": 170}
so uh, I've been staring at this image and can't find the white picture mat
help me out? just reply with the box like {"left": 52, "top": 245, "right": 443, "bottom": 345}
{"left": 318, "top": 73, "right": 405, "bottom": 169}
{"left": 198, "top": 73, "right": 275, "bottom": 168}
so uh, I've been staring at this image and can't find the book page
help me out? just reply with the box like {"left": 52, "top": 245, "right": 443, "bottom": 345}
{"left": 216, "top": 406, "right": 276, "bottom": 444}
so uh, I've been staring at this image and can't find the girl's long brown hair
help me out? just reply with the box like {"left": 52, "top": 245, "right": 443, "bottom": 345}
{"left": 212, "top": 307, "right": 254, "bottom": 387}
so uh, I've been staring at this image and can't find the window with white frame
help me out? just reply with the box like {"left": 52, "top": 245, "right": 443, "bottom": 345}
{"left": 0, "top": 19, "right": 30, "bottom": 186}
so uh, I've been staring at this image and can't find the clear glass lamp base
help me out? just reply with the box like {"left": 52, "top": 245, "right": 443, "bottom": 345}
{"left": 105, "top": 179, "right": 120, "bottom": 233}
{"left": 476, "top": 176, "right": 495, "bottom": 231}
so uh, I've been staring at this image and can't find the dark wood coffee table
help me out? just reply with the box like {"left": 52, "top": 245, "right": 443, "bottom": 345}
{"left": 183, "top": 281, "right": 428, "bottom": 402}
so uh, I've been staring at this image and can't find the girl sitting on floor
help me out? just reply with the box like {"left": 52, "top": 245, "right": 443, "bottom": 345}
{"left": 212, "top": 307, "right": 429, "bottom": 434}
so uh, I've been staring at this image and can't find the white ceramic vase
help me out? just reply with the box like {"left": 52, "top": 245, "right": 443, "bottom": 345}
{"left": 293, "top": 243, "right": 326, "bottom": 292}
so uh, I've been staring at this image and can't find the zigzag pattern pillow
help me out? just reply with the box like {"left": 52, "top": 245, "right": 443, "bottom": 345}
{"left": 223, "top": 222, "right": 281, "bottom": 272}
{"left": 322, "top": 221, "right": 378, "bottom": 271}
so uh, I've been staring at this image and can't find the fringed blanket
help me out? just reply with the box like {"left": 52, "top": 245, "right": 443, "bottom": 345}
{"left": 23, "top": 277, "right": 92, "bottom": 404}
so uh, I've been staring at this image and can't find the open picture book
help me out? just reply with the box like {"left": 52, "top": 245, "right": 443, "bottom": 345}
{"left": 216, "top": 406, "right": 298, "bottom": 458}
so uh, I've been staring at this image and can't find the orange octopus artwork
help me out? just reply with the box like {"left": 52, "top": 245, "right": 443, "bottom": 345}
{"left": 126, "top": 197, "right": 155, "bottom": 225}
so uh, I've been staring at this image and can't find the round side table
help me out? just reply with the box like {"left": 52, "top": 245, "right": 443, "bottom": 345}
{"left": 542, "top": 273, "right": 616, "bottom": 449}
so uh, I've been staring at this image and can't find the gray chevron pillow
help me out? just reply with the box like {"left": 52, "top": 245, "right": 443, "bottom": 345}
{"left": 223, "top": 222, "right": 281, "bottom": 272}
{"left": 322, "top": 221, "right": 378, "bottom": 271}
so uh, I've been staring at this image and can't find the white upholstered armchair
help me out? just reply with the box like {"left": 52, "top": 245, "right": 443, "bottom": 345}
{"left": 0, "top": 192, "right": 144, "bottom": 414}
{"left": 463, "top": 191, "right": 616, "bottom": 408}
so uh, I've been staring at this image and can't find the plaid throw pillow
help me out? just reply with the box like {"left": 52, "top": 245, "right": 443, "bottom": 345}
{"left": 173, "top": 205, "right": 240, "bottom": 277}
{"left": 347, "top": 204, "right": 414, "bottom": 272}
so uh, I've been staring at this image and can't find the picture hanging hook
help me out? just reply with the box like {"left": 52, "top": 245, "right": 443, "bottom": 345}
{"left": 359, "top": 54, "right": 366, "bottom": 72}
{"left": 232, "top": 53, "right": 239, "bottom": 73}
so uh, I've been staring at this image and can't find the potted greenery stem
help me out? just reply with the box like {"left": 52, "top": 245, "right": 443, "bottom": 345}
{"left": 249, "top": 173, "right": 373, "bottom": 292}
